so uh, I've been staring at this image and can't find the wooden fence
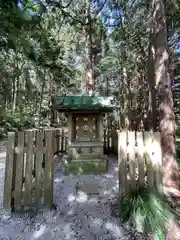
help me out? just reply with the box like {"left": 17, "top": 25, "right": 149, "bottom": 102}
{"left": 118, "top": 131, "right": 162, "bottom": 196}
{"left": 104, "top": 127, "right": 118, "bottom": 154}
{"left": 3, "top": 126, "right": 116, "bottom": 212}
{"left": 3, "top": 128, "right": 161, "bottom": 211}
{"left": 3, "top": 128, "right": 67, "bottom": 212}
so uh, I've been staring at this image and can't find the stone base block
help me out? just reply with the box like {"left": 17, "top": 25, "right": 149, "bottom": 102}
{"left": 64, "top": 160, "right": 107, "bottom": 176}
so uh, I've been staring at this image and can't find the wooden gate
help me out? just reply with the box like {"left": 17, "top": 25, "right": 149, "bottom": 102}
{"left": 118, "top": 131, "right": 162, "bottom": 195}
{"left": 3, "top": 128, "right": 67, "bottom": 212}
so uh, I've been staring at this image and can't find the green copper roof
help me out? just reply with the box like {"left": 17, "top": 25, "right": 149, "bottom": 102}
{"left": 52, "top": 95, "right": 114, "bottom": 112}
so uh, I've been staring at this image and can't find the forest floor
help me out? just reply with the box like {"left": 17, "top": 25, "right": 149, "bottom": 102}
{"left": 0, "top": 141, "right": 148, "bottom": 240}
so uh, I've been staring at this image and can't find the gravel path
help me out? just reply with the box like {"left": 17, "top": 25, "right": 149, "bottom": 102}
{"left": 0, "top": 140, "right": 7, "bottom": 154}
{"left": 0, "top": 140, "right": 7, "bottom": 166}
{"left": 0, "top": 141, "right": 148, "bottom": 240}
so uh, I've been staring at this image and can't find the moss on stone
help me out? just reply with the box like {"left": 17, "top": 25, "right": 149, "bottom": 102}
{"left": 64, "top": 160, "right": 107, "bottom": 176}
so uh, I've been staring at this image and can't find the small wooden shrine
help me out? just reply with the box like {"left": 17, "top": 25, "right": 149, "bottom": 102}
{"left": 52, "top": 95, "right": 114, "bottom": 174}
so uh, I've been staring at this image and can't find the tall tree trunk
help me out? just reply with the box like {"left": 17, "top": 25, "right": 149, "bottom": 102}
{"left": 38, "top": 77, "right": 46, "bottom": 127}
{"left": 4, "top": 89, "right": 8, "bottom": 110}
{"left": 120, "top": 7, "right": 130, "bottom": 130}
{"left": 152, "top": 0, "right": 180, "bottom": 190}
{"left": 84, "top": 0, "right": 94, "bottom": 94}
{"left": 101, "top": 36, "right": 108, "bottom": 96}
{"left": 148, "top": 1, "right": 180, "bottom": 238}
{"left": 12, "top": 77, "right": 18, "bottom": 113}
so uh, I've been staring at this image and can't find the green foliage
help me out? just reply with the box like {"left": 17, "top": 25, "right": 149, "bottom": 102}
{"left": 0, "top": 0, "right": 41, "bottom": 51}
{"left": 119, "top": 186, "right": 173, "bottom": 239}
{"left": 0, "top": 108, "right": 35, "bottom": 138}
{"left": 0, "top": 0, "right": 179, "bottom": 148}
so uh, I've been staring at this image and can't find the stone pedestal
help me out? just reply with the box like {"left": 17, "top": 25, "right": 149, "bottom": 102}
{"left": 65, "top": 113, "right": 107, "bottom": 175}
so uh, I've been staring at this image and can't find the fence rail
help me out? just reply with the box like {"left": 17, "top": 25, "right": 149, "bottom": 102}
{"left": 118, "top": 131, "right": 162, "bottom": 196}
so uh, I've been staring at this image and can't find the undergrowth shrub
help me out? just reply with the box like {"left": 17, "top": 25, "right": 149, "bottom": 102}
{"left": 0, "top": 109, "right": 35, "bottom": 139}
{"left": 119, "top": 186, "right": 175, "bottom": 239}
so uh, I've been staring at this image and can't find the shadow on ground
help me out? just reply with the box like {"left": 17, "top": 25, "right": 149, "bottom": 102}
{"left": 0, "top": 154, "right": 149, "bottom": 240}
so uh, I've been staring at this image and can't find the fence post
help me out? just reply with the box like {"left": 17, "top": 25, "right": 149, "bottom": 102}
{"left": 44, "top": 130, "right": 53, "bottom": 209}
{"left": 14, "top": 131, "right": 25, "bottom": 210}
{"left": 136, "top": 132, "right": 145, "bottom": 187}
{"left": 61, "top": 128, "right": 64, "bottom": 152}
{"left": 35, "top": 130, "right": 44, "bottom": 207}
{"left": 64, "top": 130, "right": 68, "bottom": 153}
{"left": 56, "top": 129, "right": 60, "bottom": 153}
{"left": 24, "top": 130, "right": 34, "bottom": 207}
{"left": 154, "top": 132, "right": 162, "bottom": 190}
{"left": 128, "top": 131, "right": 136, "bottom": 191}
{"left": 144, "top": 132, "right": 155, "bottom": 188}
{"left": 118, "top": 131, "right": 128, "bottom": 196}
{"left": 3, "top": 132, "right": 15, "bottom": 212}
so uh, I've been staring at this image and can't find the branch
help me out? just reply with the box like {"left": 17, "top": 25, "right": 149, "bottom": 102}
{"left": 93, "top": 0, "right": 107, "bottom": 17}
{"left": 60, "top": 8, "right": 85, "bottom": 25}
{"left": 45, "top": 0, "right": 74, "bottom": 9}
{"left": 46, "top": 0, "right": 107, "bottom": 26}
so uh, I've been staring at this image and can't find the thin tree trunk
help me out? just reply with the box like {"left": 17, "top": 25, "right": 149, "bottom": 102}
{"left": 101, "top": 37, "right": 106, "bottom": 95}
{"left": 120, "top": 8, "right": 130, "bottom": 130}
{"left": 123, "top": 67, "right": 130, "bottom": 130}
{"left": 12, "top": 77, "right": 18, "bottom": 113}
{"left": 84, "top": 0, "right": 94, "bottom": 94}
{"left": 4, "top": 90, "right": 8, "bottom": 110}
{"left": 38, "top": 77, "right": 45, "bottom": 127}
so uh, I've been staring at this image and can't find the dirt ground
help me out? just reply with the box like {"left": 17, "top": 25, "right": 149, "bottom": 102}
{"left": 0, "top": 141, "right": 148, "bottom": 240}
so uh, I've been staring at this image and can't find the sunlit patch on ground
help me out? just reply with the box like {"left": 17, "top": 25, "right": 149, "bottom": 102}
{"left": 0, "top": 154, "right": 148, "bottom": 239}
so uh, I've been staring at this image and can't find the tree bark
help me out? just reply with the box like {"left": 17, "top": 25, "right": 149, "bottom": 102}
{"left": 152, "top": 0, "right": 180, "bottom": 190}
{"left": 149, "top": 1, "right": 180, "bottom": 238}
